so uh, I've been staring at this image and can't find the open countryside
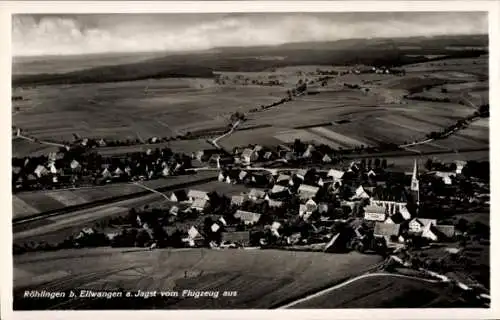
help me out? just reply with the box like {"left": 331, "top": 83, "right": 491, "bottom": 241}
{"left": 12, "top": 12, "right": 490, "bottom": 310}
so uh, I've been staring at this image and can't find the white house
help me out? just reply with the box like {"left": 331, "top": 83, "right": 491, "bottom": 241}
{"left": 268, "top": 199, "right": 283, "bottom": 208}
{"left": 271, "top": 185, "right": 289, "bottom": 194}
{"left": 351, "top": 186, "right": 370, "bottom": 200}
{"left": 234, "top": 210, "right": 261, "bottom": 225}
{"left": 70, "top": 159, "right": 81, "bottom": 170}
{"left": 364, "top": 205, "right": 387, "bottom": 222}
{"left": 248, "top": 189, "right": 266, "bottom": 200}
{"left": 241, "top": 148, "right": 259, "bottom": 164}
{"left": 409, "top": 218, "right": 437, "bottom": 233}
{"left": 34, "top": 165, "right": 48, "bottom": 178}
{"left": 211, "top": 223, "right": 221, "bottom": 233}
{"left": 295, "top": 169, "right": 308, "bottom": 180}
{"left": 191, "top": 198, "right": 209, "bottom": 212}
{"left": 327, "top": 169, "right": 345, "bottom": 183}
{"left": 305, "top": 199, "right": 318, "bottom": 212}
{"left": 298, "top": 184, "right": 319, "bottom": 200}
{"left": 322, "top": 154, "right": 332, "bottom": 163}
{"left": 231, "top": 195, "right": 245, "bottom": 206}
{"left": 187, "top": 190, "right": 209, "bottom": 202}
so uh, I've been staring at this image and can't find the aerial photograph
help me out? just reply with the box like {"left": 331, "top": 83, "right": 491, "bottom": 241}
{"left": 11, "top": 11, "right": 490, "bottom": 309}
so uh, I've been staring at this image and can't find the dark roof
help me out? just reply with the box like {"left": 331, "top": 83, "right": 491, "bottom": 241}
{"left": 371, "top": 186, "right": 408, "bottom": 203}
{"left": 172, "top": 190, "right": 188, "bottom": 201}
{"left": 435, "top": 225, "right": 456, "bottom": 238}
{"left": 374, "top": 222, "right": 401, "bottom": 237}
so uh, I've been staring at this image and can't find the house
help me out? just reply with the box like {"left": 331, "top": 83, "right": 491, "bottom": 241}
{"left": 276, "top": 174, "right": 292, "bottom": 186}
{"left": 351, "top": 185, "right": 370, "bottom": 200}
{"left": 169, "top": 190, "right": 188, "bottom": 202}
{"left": 221, "top": 231, "right": 251, "bottom": 247}
{"left": 195, "top": 150, "right": 204, "bottom": 161}
{"left": 241, "top": 148, "right": 259, "bottom": 164}
{"left": 113, "top": 167, "right": 124, "bottom": 177}
{"left": 435, "top": 225, "right": 456, "bottom": 239}
{"left": 270, "top": 184, "right": 289, "bottom": 195}
{"left": 211, "top": 223, "right": 221, "bottom": 233}
{"left": 370, "top": 187, "right": 408, "bottom": 215}
{"left": 318, "top": 203, "right": 329, "bottom": 214}
{"left": 455, "top": 160, "right": 466, "bottom": 174}
{"left": 263, "top": 151, "right": 274, "bottom": 161}
{"left": 68, "top": 159, "right": 81, "bottom": 171}
{"left": 327, "top": 169, "right": 345, "bottom": 183}
{"left": 322, "top": 154, "right": 332, "bottom": 163}
{"left": 305, "top": 199, "right": 318, "bottom": 212}
{"left": 435, "top": 171, "right": 455, "bottom": 185}
{"left": 268, "top": 199, "right": 283, "bottom": 208}
{"left": 298, "top": 184, "right": 319, "bottom": 200}
{"left": 187, "top": 189, "right": 209, "bottom": 201}
{"left": 248, "top": 189, "right": 266, "bottom": 200}
{"left": 102, "top": 167, "right": 112, "bottom": 179}
{"left": 48, "top": 162, "right": 58, "bottom": 174}
{"left": 295, "top": 169, "right": 308, "bottom": 181}
{"left": 409, "top": 218, "right": 437, "bottom": 233}
{"left": 187, "top": 226, "right": 204, "bottom": 245}
{"left": 367, "top": 169, "right": 377, "bottom": 178}
{"left": 374, "top": 222, "right": 401, "bottom": 239}
{"left": 287, "top": 232, "right": 302, "bottom": 245}
{"left": 271, "top": 221, "right": 282, "bottom": 237}
{"left": 218, "top": 171, "right": 225, "bottom": 182}
{"left": 191, "top": 198, "right": 209, "bottom": 212}
{"left": 238, "top": 171, "right": 248, "bottom": 181}
{"left": 231, "top": 195, "right": 245, "bottom": 206}
{"left": 299, "top": 204, "right": 308, "bottom": 217}
{"left": 34, "top": 165, "right": 48, "bottom": 178}
{"left": 421, "top": 223, "right": 439, "bottom": 242}
{"left": 219, "top": 216, "right": 227, "bottom": 226}
{"left": 169, "top": 206, "right": 179, "bottom": 216}
{"left": 234, "top": 210, "right": 261, "bottom": 225}
{"left": 253, "top": 145, "right": 264, "bottom": 153}
{"left": 302, "top": 145, "right": 315, "bottom": 158}
{"left": 364, "top": 205, "right": 387, "bottom": 222}
{"left": 162, "top": 167, "right": 171, "bottom": 177}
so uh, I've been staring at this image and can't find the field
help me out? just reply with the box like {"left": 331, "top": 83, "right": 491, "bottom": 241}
{"left": 13, "top": 248, "right": 382, "bottom": 309}
{"left": 289, "top": 274, "right": 467, "bottom": 308}
{"left": 13, "top": 171, "right": 217, "bottom": 219}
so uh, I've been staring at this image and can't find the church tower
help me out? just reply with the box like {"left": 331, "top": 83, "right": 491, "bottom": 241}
{"left": 410, "top": 159, "right": 420, "bottom": 207}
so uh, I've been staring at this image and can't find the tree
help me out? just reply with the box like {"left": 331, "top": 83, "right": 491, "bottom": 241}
{"left": 425, "top": 159, "right": 433, "bottom": 171}
{"left": 374, "top": 158, "right": 381, "bottom": 168}
{"left": 381, "top": 159, "right": 388, "bottom": 169}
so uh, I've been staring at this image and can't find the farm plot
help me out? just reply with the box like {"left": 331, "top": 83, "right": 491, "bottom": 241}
{"left": 12, "top": 196, "right": 40, "bottom": 219}
{"left": 274, "top": 129, "right": 343, "bottom": 148}
{"left": 13, "top": 249, "right": 382, "bottom": 309}
{"left": 188, "top": 181, "right": 251, "bottom": 196}
{"left": 12, "top": 138, "right": 61, "bottom": 158}
{"left": 289, "top": 274, "right": 463, "bottom": 308}
{"left": 309, "top": 127, "right": 369, "bottom": 148}
{"left": 431, "top": 134, "right": 488, "bottom": 150}
{"left": 219, "top": 127, "right": 286, "bottom": 150}
{"left": 15, "top": 192, "right": 66, "bottom": 213}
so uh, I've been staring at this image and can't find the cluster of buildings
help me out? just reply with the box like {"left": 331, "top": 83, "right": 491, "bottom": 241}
{"left": 12, "top": 147, "right": 192, "bottom": 192}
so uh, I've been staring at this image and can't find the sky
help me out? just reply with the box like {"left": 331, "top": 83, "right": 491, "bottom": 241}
{"left": 12, "top": 12, "right": 488, "bottom": 57}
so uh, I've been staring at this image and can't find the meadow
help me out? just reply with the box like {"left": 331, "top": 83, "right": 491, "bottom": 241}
{"left": 13, "top": 248, "right": 382, "bottom": 309}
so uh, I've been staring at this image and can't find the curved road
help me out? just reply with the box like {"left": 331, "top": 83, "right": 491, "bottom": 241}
{"left": 278, "top": 272, "right": 440, "bottom": 309}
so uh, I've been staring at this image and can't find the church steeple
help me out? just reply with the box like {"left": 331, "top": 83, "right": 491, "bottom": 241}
{"left": 411, "top": 159, "right": 420, "bottom": 206}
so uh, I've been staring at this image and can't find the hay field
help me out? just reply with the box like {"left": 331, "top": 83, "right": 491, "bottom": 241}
{"left": 14, "top": 249, "right": 382, "bottom": 309}
{"left": 13, "top": 171, "right": 217, "bottom": 219}
{"left": 289, "top": 274, "right": 465, "bottom": 308}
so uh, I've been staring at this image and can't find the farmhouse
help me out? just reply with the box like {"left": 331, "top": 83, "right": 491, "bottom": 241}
{"left": 370, "top": 187, "right": 408, "bottom": 215}
{"left": 270, "top": 184, "right": 289, "bottom": 195}
{"left": 191, "top": 198, "right": 209, "bottom": 212}
{"left": 295, "top": 169, "right": 308, "bottom": 180}
{"left": 322, "top": 154, "right": 332, "bottom": 163}
{"left": 168, "top": 190, "right": 188, "bottom": 202}
{"left": 298, "top": 184, "right": 319, "bottom": 200}
{"left": 221, "top": 231, "right": 251, "bottom": 247}
{"left": 276, "top": 174, "right": 292, "bottom": 186}
{"left": 231, "top": 195, "right": 245, "bottom": 206}
{"left": 409, "top": 218, "right": 437, "bottom": 233}
{"left": 327, "top": 169, "right": 345, "bottom": 184}
{"left": 352, "top": 185, "right": 371, "bottom": 200}
{"left": 435, "top": 171, "right": 455, "bottom": 185}
{"left": 268, "top": 199, "right": 283, "bottom": 208}
{"left": 374, "top": 222, "right": 401, "bottom": 240}
{"left": 435, "top": 225, "right": 456, "bottom": 240}
{"left": 248, "top": 189, "right": 266, "bottom": 200}
{"left": 187, "top": 190, "right": 209, "bottom": 201}
{"left": 34, "top": 165, "right": 48, "bottom": 178}
{"left": 234, "top": 210, "right": 261, "bottom": 225}
{"left": 364, "top": 205, "right": 387, "bottom": 222}
{"left": 241, "top": 148, "right": 259, "bottom": 164}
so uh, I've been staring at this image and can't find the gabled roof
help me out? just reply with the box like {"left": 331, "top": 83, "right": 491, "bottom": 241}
{"left": 374, "top": 222, "right": 401, "bottom": 237}
{"left": 268, "top": 199, "right": 283, "bottom": 207}
{"left": 241, "top": 148, "right": 255, "bottom": 158}
{"left": 296, "top": 169, "right": 308, "bottom": 178}
{"left": 298, "top": 184, "right": 319, "bottom": 195}
{"left": 277, "top": 174, "right": 291, "bottom": 182}
{"left": 234, "top": 210, "right": 261, "bottom": 224}
{"left": 187, "top": 189, "right": 209, "bottom": 200}
{"left": 411, "top": 218, "right": 437, "bottom": 227}
{"left": 327, "top": 169, "right": 345, "bottom": 180}
{"left": 364, "top": 205, "right": 386, "bottom": 214}
{"left": 371, "top": 186, "right": 408, "bottom": 203}
{"left": 352, "top": 186, "right": 370, "bottom": 199}
{"left": 191, "top": 198, "right": 209, "bottom": 210}
{"left": 171, "top": 190, "right": 188, "bottom": 202}
{"left": 249, "top": 189, "right": 266, "bottom": 198}
{"left": 271, "top": 185, "right": 288, "bottom": 194}
{"left": 231, "top": 195, "right": 245, "bottom": 205}
{"left": 435, "top": 225, "right": 455, "bottom": 238}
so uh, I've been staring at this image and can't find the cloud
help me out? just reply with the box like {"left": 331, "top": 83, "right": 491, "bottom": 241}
{"left": 12, "top": 12, "right": 488, "bottom": 56}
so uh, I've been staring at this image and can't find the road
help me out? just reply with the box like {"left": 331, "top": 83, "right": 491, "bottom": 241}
{"left": 210, "top": 120, "right": 241, "bottom": 149}
{"left": 278, "top": 272, "right": 440, "bottom": 309}
{"left": 15, "top": 132, "right": 68, "bottom": 149}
